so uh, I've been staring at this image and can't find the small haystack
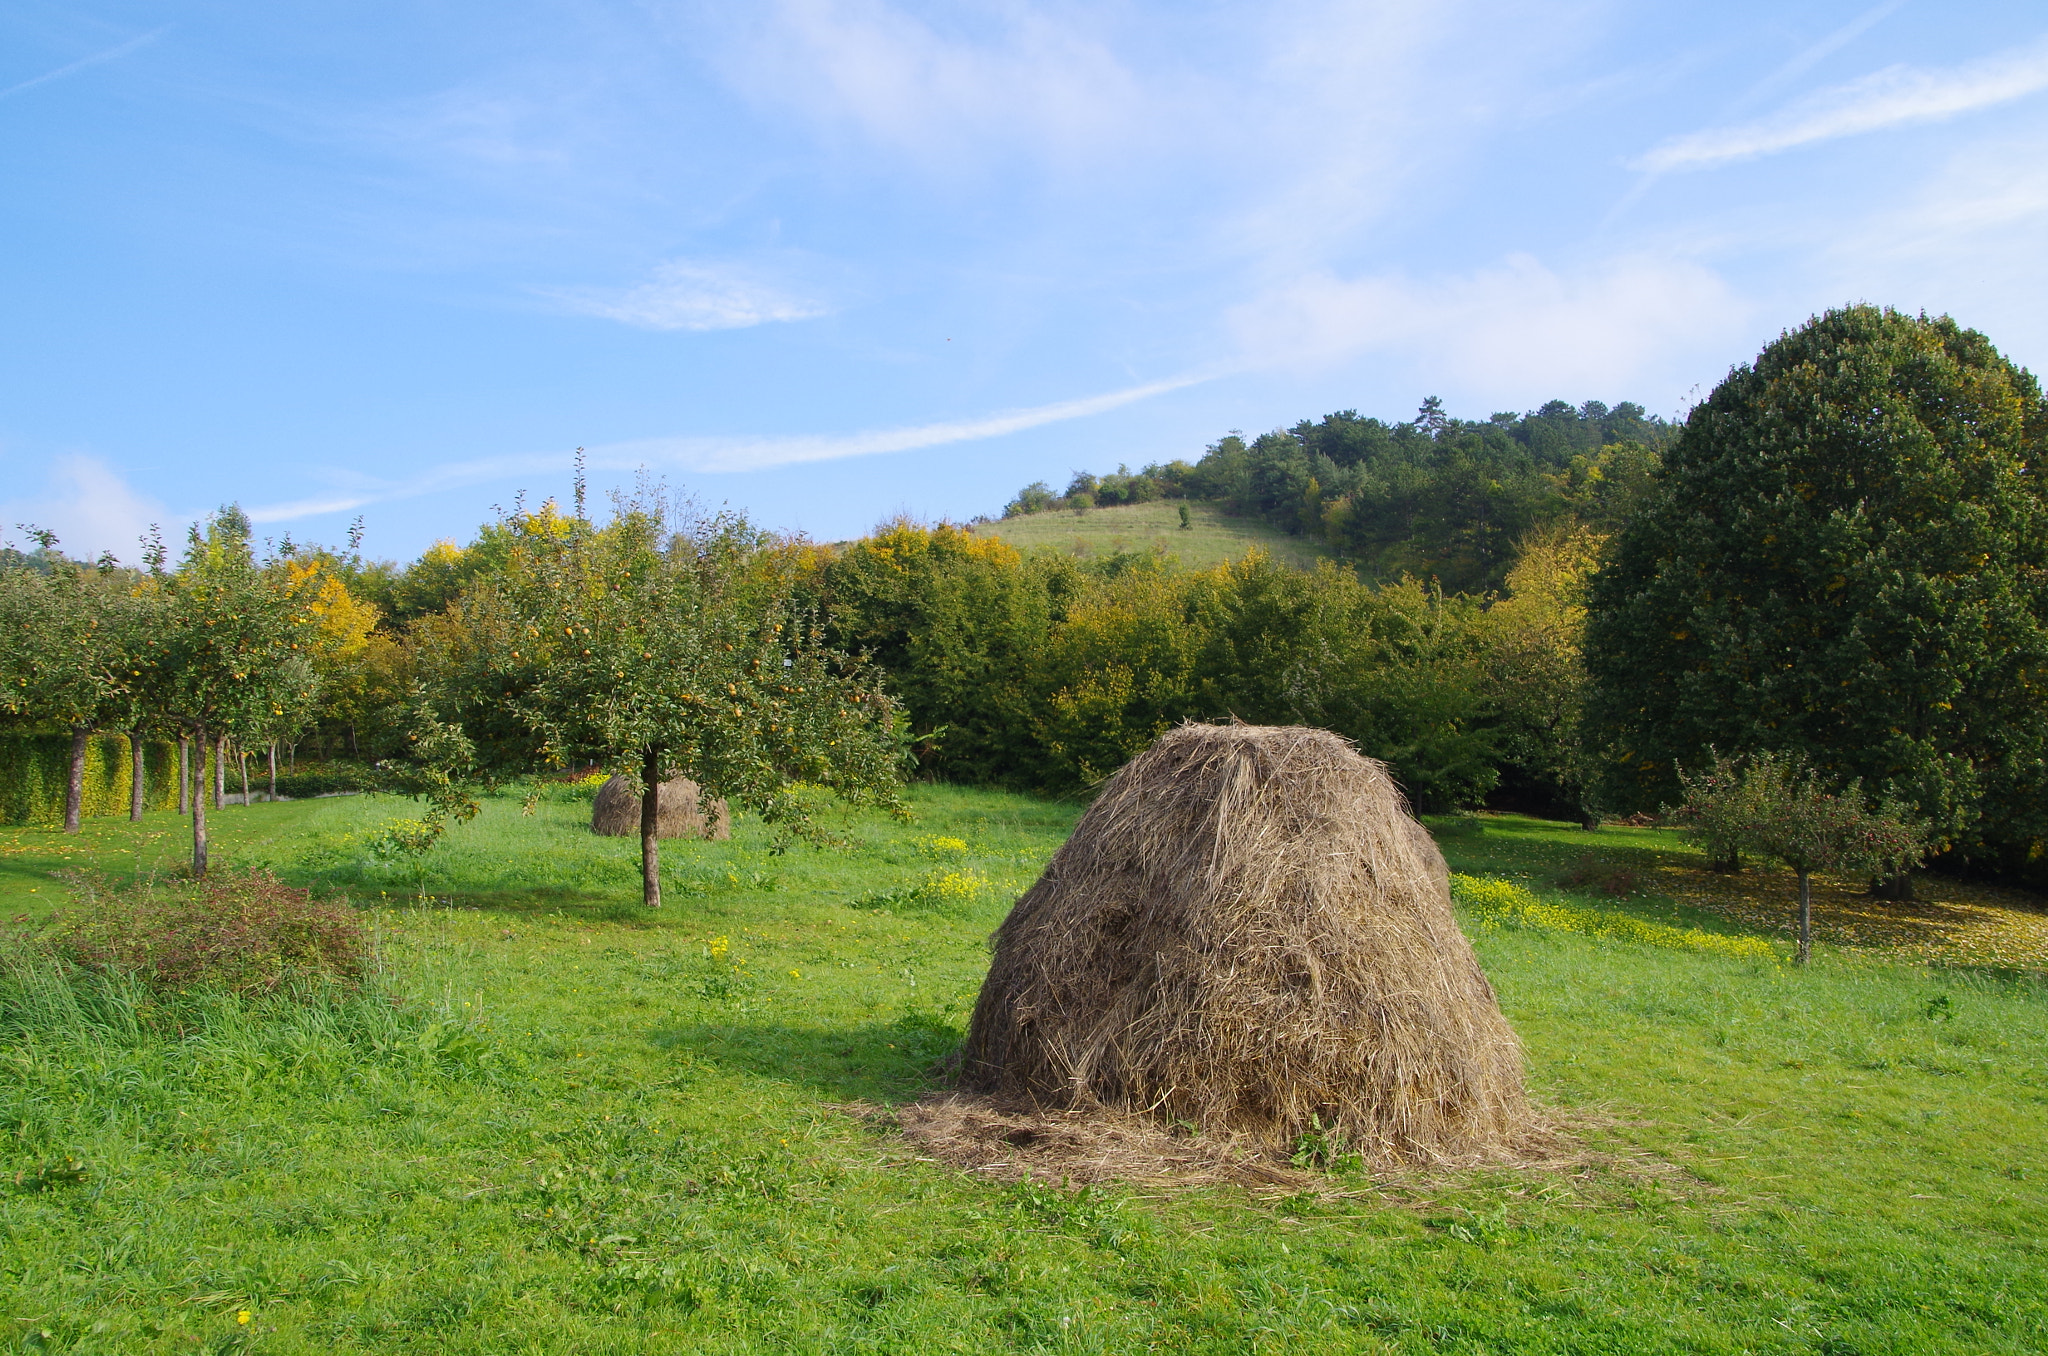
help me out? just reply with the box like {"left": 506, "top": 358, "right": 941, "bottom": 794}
{"left": 590, "top": 773, "right": 730, "bottom": 840}
{"left": 957, "top": 723, "right": 1533, "bottom": 1165}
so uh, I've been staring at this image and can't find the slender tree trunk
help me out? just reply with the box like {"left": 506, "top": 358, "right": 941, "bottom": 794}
{"left": 1796, "top": 869, "right": 1812, "bottom": 967}
{"left": 348, "top": 724, "right": 359, "bottom": 759}
{"left": 268, "top": 741, "right": 278, "bottom": 802}
{"left": 63, "top": 725, "right": 89, "bottom": 834}
{"left": 130, "top": 731, "right": 146, "bottom": 821}
{"left": 1867, "top": 872, "right": 1914, "bottom": 902}
{"left": 237, "top": 742, "right": 251, "bottom": 807}
{"left": 1710, "top": 850, "right": 1743, "bottom": 873}
{"left": 178, "top": 739, "right": 190, "bottom": 815}
{"left": 641, "top": 744, "right": 663, "bottom": 909}
{"left": 192, "top": 728, "right": 209, "bottom": 878}
{"left": 214, "top": 736, "right": 225, "bottom": 809}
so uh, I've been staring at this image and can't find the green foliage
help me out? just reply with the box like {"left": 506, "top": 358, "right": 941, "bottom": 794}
{"left": 411, "top": 491, "right": 907, "bottom": 907}
{"left": 0, "top": 733, "right": 178, "bottom": 826}
{"left": 270, "top": 760, "right": 380, "bottom": 799}
{"left": 1001, "top": 398, "right": 1674, "bottom": 593}
{"left": 810, "top": 525, "right": 1499, "bottom": 805}
{"left": 1672, "top": 749, "right": 1931, "bottom": 963}
{"left": 42, "top": 870, "right": 369, "bottom": 997}
{"left": 1586, "top": 306, "right": 2048, "bottom": 875}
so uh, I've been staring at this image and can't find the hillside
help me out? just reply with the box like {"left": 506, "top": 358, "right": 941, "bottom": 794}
{"left": 972, "top": 500, "right": 1328, "bottom": 570}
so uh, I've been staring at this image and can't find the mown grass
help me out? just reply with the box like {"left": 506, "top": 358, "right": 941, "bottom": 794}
{"left": 971, "top": 501, "right": 1328, "bottom": 571}
{"left": 0, "top": 790, "right": 2043, "bottom": 1352}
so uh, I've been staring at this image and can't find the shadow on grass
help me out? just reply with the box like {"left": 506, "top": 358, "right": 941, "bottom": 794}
{"left": 649, "top": 1013, "right": 963, "bottom": 1103}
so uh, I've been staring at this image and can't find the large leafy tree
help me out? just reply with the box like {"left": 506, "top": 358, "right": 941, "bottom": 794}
{"left": 153, "top": 509, "right": 320, "bottom": 875}
{"left": 1585, "top": 306, "right": 2048, "bottom": 874}
{"left": 423, "top": 490, "right": 906, "bottom": 908}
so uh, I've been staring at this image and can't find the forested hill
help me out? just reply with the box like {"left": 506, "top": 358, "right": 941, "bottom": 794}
{"left": 1001, "top": 398, "right": 1676, "bottom": 594}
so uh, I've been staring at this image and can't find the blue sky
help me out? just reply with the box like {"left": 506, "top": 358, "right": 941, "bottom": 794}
{"left": 5, "top": 0, "right": 2047, "bottom": 564}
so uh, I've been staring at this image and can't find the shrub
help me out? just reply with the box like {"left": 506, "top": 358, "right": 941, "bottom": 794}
{"left": 271, "top": 760, "right": 379, "bottom": 799}
{"left": 45, "top": 871, "right": 370, "bottom": 997}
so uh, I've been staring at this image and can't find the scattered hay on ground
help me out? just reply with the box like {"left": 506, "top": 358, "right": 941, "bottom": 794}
{"left": 590, "top": 773, "right": 728, "bottom": 840}
{"left": 957, "top": 722, "right": 1543, "bottom": 1172}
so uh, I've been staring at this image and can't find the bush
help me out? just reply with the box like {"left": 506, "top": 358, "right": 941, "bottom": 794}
{"left": 271, "top": 760, "right": 379, "bottom": 798}
{"left": 44, "top": 871, "right": 370, "bottom": 997}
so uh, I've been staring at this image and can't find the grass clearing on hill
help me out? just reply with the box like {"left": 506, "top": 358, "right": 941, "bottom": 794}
{"left": 971, "top": 501, "right": 1327, "bottom": 571}
{"left": 0, "top": 792, "right": 2043, "bottom": 1352}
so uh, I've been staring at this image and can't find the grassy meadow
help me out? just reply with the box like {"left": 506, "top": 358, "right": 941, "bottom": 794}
{"left": 970, "top": 502, "right": 1328, "bottom": 571}
{"left": 2, "top": 789, "right": 2045, "bottom": 1353}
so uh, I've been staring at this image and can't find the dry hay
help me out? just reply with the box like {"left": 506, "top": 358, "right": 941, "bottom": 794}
{"left": 590, "top": 773, "right": 729, "bottom": 840}
{"left": 885, "top": 1095, "right": 1617, "bottom": 1200}
{"left": 956, "top": 722, "right": 1539, "bottom": 1172}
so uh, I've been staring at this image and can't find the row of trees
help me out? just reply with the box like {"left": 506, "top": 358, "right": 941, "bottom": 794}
{"left": 1, "top": 491, "right": 908, "bottom": 904}
{"left": 0, "top": 513, "right": 365, "bottom": 870}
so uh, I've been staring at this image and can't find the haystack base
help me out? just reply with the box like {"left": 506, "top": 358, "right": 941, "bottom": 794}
{"left": 891, "top": 1092, "right": 1578, "bottom": 1191}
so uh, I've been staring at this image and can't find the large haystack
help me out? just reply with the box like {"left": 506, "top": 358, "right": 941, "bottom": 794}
{"left": 959, "top": 723, "right": 1531, "bottom": 1164}
{"left": 590, "top": 773, "right": 729, "bottom": 840}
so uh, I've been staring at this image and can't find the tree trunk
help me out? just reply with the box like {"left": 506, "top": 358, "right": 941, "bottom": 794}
{"left": 178, "top": 738, "right": 190, "bottom": 815}
{"left": 641, "top": 744, "right": 663, "bottom": 909}
{"left": 1867, "top": 872, "right": 1914, "bottom": 902}
{"left": 268, "top": 741, "right": 278, "bottom": 802}
{"left": 237, "top": 742, "right": 251, "bottom": 807}
{"left": 1796, "top": 870, "right": 1812, "bottom": 967}
{"left": 214, "top": 736, "right": 225, "bottom": 809}
{"left": 130, "top": 731, "right": 146, "bottom": 821}
{"left": 348, "top": 724, "right": 359, "bottom": 759}
{"left": 63, "top": 725, "right": 88, "bottom": 834}
{"left": 1710, "top": 850, "right": 1743, "bottom": 873}
{"left": 192, "top": 729, "right": 209, "bottom": 878}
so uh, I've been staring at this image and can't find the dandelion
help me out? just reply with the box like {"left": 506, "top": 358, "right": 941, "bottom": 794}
{"left": 236, "top": 1310, "right": 251, "bottom": 1325}
{"left": 789, "top": 968, "right": 800, "bottom": 979}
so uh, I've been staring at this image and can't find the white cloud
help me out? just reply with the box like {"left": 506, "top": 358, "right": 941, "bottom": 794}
{"left": 715, "top": 0, "right": 1150, "bottom": 167}
{"left": 547, "top": 259, "right": 830, "bottom": 331}
{"left": 1228, "top": 253, "right": 1751, "bottom": 400}
{"left": 243, "top": 372, "right": 1208, "bottom": 523}
{"left": 1634, "top": 34, "right": 2048, "bottom": 173}
{"left": 0, "top": 455, "right": 168, "bottom": 565}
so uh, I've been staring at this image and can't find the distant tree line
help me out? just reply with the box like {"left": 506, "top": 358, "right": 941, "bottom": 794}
{"left": 9, "top": 306, "right": 2046, "bottom": 898}
{"left": 1005, "top": 398, "right": 1675, "bottom": 594}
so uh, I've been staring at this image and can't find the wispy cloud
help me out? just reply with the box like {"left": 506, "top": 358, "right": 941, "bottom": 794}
{"left": 1634, "top": 34, "right": 2048, "bottom": 173}
{"left": 0, "top": 28, "right": 166, "bottom": 102}
{"left": 0, "top": 455, "right": 168, "bottom": 564}
{"left": 716, "top": 0, "right": 1149, "bottom": 168}
{"left": 546, "top": 259, "right": 830, "bottom": 331}
{"left": 1228, "top": 254, "right": 1750, "bottom": 400}
{"left": 244, "top": 372, "right": 1209, "bottom": 523}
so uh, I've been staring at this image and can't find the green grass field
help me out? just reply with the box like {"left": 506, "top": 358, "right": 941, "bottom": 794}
{"left": 2, "top": 792, "right": 2045, "bottom": 1353}
{"left": 972, "top": 502, "right": 1328, "bottom": 571}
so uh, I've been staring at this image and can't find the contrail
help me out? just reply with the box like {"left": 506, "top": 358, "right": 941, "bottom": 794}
{"left": 0, "top": 28, "right": 168, "bottom": 102}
